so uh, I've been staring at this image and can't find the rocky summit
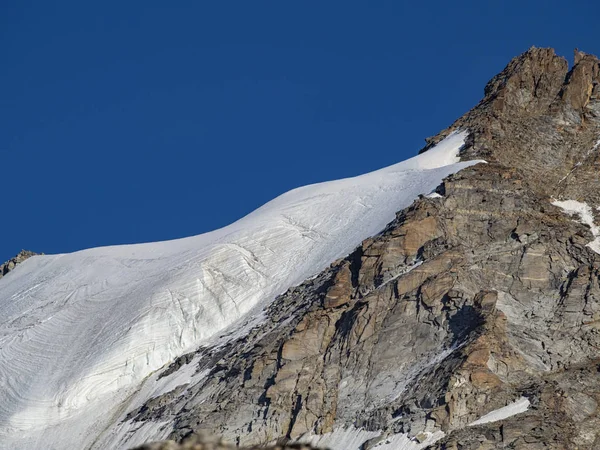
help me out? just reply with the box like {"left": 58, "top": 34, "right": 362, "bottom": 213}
{"left": 126, "top": 47, "right": 600, "bottom": 449}
{"left": 3, "top": 47, "right": 600, "bottom": 450}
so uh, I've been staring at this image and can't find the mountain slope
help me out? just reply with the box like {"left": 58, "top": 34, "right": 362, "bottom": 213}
{"left": 0, "top": 133, "right": 479, "bottom": 449}
{"left": 4, "top": 47, "right": 600, "bottom": 450}
{"left": 111, "top": 48, "right": 600, "bottom": 450}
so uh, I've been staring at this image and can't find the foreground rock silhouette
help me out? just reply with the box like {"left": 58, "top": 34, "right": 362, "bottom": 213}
{"left": 133, "top": 433, "right": 319, "bottom": 450}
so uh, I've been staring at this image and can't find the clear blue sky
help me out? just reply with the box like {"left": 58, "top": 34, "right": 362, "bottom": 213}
{"left": 2, "top": 1, "right": 598, "bottom": 262}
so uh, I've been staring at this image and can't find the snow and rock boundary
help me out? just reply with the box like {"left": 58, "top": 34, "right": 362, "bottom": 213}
{"left": 0, "top": 132, "right": 482, "bottom": 449}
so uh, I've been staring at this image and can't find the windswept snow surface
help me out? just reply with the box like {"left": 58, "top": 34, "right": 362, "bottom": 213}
{"left": 0, "top": 131, "right": 480, "bottom": 449}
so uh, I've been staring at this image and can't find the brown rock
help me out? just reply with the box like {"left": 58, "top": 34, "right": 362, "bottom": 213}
{"left": 323, "top": 263, "right": 353, "bottom": 308}
{"left": 560, "top": 51, "right": 600, "bottom": 110}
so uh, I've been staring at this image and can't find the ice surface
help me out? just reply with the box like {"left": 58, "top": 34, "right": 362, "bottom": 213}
{"left": 469, "top": 396, "right": 530, "bottom": 426}
{"left": 0, "top": 131, "right": 481, "bottom": 449}
{"left": 551, "top": 199, "right": 600, "bottom": 253}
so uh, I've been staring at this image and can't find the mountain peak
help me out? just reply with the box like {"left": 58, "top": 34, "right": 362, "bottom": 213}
{"left": 482, "top": 47, "right": 568, "bottom": 116}
{"left": 421, "top": 47, "right": 600, "bottom": 204}
{"left": 480, "top": 46, "right": 600, "bottom": 118}
{"left": 574, "top": 48, "right": 598, "bottom": 65}
{"left": 559, "top": 48, "right": 600, "bottom": 112}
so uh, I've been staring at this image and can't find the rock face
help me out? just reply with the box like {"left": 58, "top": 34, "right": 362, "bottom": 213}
{"left": 0, "top": 250, "right": 37, "bottom": 279}
{"left": 121, "top": 47, "right": 600, "bottom": 449}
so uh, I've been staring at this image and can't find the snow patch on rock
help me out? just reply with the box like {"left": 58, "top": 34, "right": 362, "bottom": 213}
{"left": 551, "top": 199, "right": 600, "bottom": 253}
{"left": 469, "top": 396, "right": 530, "bottom": 426}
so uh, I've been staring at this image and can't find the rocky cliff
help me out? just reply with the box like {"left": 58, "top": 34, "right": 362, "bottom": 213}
{"left": 124, "top": 48, "right": 600, "bottom": 449}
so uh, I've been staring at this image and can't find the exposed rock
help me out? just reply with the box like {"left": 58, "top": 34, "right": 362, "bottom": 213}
{"left": 559, "top": 51, "right": 600, "bottom": 111}
{"left": 0, "top": 250, "right": 38, "bottom": 279}
{"left": 483, "top": 46, "right": 569, "bottom": 116}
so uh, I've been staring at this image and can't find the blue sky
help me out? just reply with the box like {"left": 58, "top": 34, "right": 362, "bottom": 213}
{"left": 1, "top": 1, "right": 599, "bottom": 262}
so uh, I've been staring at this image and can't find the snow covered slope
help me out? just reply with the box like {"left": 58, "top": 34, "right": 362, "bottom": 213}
{"left": 0, "top": 131, "right": 480, "bottom": 449}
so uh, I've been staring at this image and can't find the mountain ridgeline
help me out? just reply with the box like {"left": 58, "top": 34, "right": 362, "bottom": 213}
{"left": 3, "top": 47, "right": 600, "bottom": 450}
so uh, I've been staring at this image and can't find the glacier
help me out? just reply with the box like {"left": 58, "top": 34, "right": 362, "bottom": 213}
{"left": 0, "top": 131, "right": 480, "bottom": 449}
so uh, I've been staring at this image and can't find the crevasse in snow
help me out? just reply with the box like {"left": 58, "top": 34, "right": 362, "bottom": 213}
{"left": 0, "top": 131, "right": 481, "bottom": 449}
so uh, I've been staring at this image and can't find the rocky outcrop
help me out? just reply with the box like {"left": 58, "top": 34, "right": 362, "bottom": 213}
{"left": 123, "top": 48, "right": 600, "bottom": 449}
{"left": 0, "top": 250, "right": 37, "bottom": 279}
{"left": 484, "top": 47, "right": 569, "bottom": 116}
